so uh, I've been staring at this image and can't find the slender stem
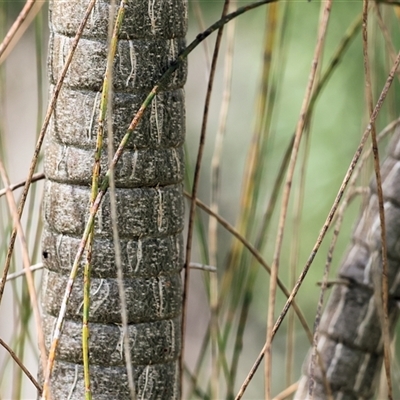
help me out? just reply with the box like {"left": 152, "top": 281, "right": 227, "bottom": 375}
{"left": 0, "top": 0, "right": 41, "bottom": 59}
{"left": 0, "top": 161, "right": 47, "bottom": 383}
{"left": 0, "top": 337, "right": 41, "bottom": 394}
{"left": 362, "top": 1, "right": 392, "bottom": 397}
{"left": 183, "top": 1, "right": 231, "bottom": 397}
{"left": 264, "top": 2, "right": 332, "bottom": 398}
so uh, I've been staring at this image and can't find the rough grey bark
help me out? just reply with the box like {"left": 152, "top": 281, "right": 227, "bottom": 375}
{"left": 294, "top": 128, "right": 400, "bottom": 399}
{"left": 40, "top": 1, "right": 187, "bottom": 398}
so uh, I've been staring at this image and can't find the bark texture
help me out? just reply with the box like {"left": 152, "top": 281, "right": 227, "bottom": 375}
{"left": 294, "top": 128, "right": 400, "bottom": 399}
{"left": 41, "top": 1, "right": 187, "bottom": 398}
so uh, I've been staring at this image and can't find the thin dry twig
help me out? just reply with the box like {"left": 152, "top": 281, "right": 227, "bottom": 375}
{"left": 0, "top": 172, "right": 44, "bottom": 198}
{"left": 0, "top": 160, "right": 47, "bottom": 380}
{"left": 1, "top": 263, "right": 43, "bottom": 282}
{"left": 286, "top": 109, "right": 311, "bottom": 392}
{"left": 184, "top": 192, "right": 314, "bottom": 346}
{"left": 181, "top": 2, "right": 231, "bottom": 397}
{"left": 264, "top": 1, "right": 333, "bottom": 398}
{"left": 362, "top": 1, "right": 392, "bottom": 397}
{"left": 189, "top": 263, "right": 217, "bottom": 272}
{"left": 0, "top": 0, "right": 44, "bottom": 62}
{"left": 0, "top": 337, "right": 42, "bottom": 394}
{"left": 209, "top": 1, "right": 236, "bottom": 296}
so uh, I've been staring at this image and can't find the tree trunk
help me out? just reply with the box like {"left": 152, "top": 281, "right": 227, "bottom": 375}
{"left": 40, "top": 1, "right": 187, "bottom": 398}
{"left": 294, "top": 127, "right": 400, "bottom": 399}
